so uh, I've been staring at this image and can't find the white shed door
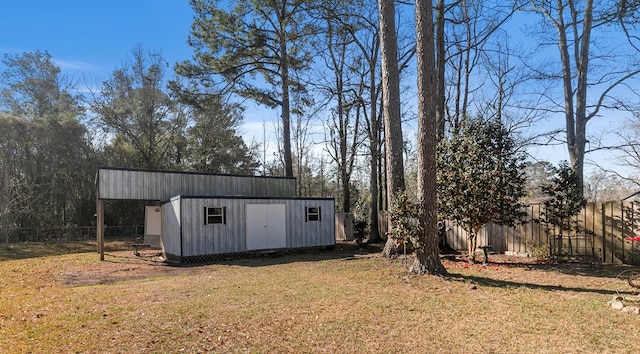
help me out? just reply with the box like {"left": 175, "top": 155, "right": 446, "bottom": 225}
{"left": 246, "top": 204, "right": 286, "bottom": 250}
{"left": 267, "top": 204, "right": 286, "bottom": 249}
{"left": 144, "top": 206, "right": 162, "bottom": 247}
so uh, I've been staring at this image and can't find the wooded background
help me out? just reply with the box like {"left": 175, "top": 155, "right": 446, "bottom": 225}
{"left": 3, "top": 1, "right": 640, "bottom": 251}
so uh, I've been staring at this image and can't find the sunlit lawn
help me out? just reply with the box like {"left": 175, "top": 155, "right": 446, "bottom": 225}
{"left": 1, "top": 241, "right": 640, "bottom": 353}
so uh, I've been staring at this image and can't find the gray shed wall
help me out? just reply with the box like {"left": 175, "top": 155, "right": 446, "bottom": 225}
{"left": 162, "top": 196, "right": 335, "bottom": 260}
{"left": 161, "top": 198, "right": 182, "bottom": 259}
{"left": 284, "top": 199, "right": 335, "bottom": 248}
{"left": 97, "top": 168, "right": 297, "bottom": 201}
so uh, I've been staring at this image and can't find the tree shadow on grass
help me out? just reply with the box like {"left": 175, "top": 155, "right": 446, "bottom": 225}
{"left": 0, "top": 241, "right": 96, "bottom": 261}
{"left": 450, "top": 273, "right": 637, "bottom": 296}
{"left": 443, "top": 255, "right": 640, "bottom": 282}
{"left": 438, "top": 256, "right": 640, "bottom": 296}
{"left": 165, "top": 242, "right": 383, "bottom": 268}
{"left": 0, "top": 239, "right": 133, "bottom": 262}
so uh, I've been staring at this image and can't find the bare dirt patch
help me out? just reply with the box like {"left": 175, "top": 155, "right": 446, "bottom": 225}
{"left": 62, "top": 250, "right": 204, "bottom": 287}
{"left": 60, "top": 242, "right": 372, "bottom": 287}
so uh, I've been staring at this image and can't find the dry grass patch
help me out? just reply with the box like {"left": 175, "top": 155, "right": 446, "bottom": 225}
{"left": 1, "top": 242, "right": 640, "bottom": 353}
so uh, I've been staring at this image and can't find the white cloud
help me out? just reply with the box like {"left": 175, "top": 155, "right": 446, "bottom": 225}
{"left": 54, "top": 59, "right": 97, "bottom": 72}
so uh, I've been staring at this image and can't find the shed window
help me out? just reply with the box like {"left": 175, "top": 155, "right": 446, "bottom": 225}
{"left": 306, "top": 206, "right": 321, "bottom": 222}
{"left": 205, "top": 207, "right": 226, "bottom": 225}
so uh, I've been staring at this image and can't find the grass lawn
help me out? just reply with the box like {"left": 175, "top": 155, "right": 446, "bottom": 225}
{"left": 1, "top": 241, "right": 640, "bottom": 353}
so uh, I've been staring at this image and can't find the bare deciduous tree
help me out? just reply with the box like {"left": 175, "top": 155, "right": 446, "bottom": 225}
{"left": 314, "top": 0, "right": 365, "bottom": 212}
{"left": 526, "top": 0, "right": 640, "bottom": 189}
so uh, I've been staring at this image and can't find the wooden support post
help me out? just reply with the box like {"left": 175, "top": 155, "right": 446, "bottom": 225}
{"left": 622, "top": 201, "right": 625, "bottom": 263}
{"left": 611, "top": 202, "right": 615, "bottom": 263}
{"left": 601, "top": 204, "right": 606, "bottom": 263}
{"left": 632, "top": 202, "right": 636, "bottom": 265}
{"left": 97, "top": 199, "right": 104, "bottom": 261}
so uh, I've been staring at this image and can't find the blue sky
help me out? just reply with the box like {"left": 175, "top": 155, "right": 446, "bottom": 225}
{"left": 0, "top": 0, "right": 194, "bottom": 77}
{"left": 0, "top": 0, "right": 285, "bottom": 156}
{"left": 0, "top": 1, "right": 633, "bottom": 177}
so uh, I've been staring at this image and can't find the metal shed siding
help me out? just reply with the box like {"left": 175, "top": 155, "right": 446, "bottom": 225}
{"left": 161, "top": 197, "right": 182, "bottom": 260}
{"left": 173, "top": 197, "right": 335, "bottom": 258}
{"left": 97, "top": 168, "right": 296, "bottom": 200}
{"left": 286, "top": 199, "right": 335, "bottom": 248}
{"left": 179, "top": 198, "right": 245, "bottom": 256}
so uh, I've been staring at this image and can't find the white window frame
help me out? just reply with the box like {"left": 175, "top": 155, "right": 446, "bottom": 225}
{"left": 205, "top": 206, "right": 226, "bottom": 225}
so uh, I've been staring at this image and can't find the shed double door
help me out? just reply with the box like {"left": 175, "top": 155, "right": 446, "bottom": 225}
{"left": 246, "top": 204, "right": 286, "bottom": 250}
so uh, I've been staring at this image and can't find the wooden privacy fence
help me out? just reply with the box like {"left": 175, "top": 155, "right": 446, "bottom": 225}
{"left": 331, "top": 203, "right": 640, "bottom": 265}
{"left": 441, "top": 202, "right": 640, "bottom": 265}
{"left": 335, "top": 212, "right": 354, "bottom": 241}
{"left": 334, "top": 212, "right": 390, "bottom": 242}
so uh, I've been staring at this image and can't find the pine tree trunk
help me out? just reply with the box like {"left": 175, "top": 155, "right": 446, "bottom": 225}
{"left": 378, "top": 0, "right": 405, "bottom": 258}
{"left": 367, "top": 102, "right": 380, "bottom": 243}
{"left": 411, "top": 245, "right": 446, "bottom": 275}
{"left": 382, "top": 237, "right": 399, "bottom": 258}
{"left": 280, "top": 22, "right": 293, "bottom": 178}
{"left": 411, "top": 0, "right": 445, "bottom": 275}
{"left": 435, "top": 0, "right": 445, "bottom": 142}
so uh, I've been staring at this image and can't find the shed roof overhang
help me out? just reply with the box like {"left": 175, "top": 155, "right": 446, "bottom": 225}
{"left": 95, "top": 167, "right": 297, "bottom": 260}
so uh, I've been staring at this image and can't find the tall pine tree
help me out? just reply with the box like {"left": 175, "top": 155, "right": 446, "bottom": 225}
{"left": 177, "top": 0, "right": 314, "bottom": 177}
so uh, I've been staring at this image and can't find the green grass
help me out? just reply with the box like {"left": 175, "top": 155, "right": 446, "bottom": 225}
{"left": 1, "top": 241, "right": 640, "bottom": 353}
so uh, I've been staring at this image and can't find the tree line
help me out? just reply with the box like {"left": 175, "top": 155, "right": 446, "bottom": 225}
{"left": 2, "top": 0, "right": 640, "bottom": 273}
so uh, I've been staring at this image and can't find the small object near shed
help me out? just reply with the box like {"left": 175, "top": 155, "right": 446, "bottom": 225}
{"left": 95, "top": 167, "right": 335, "bottom": 262}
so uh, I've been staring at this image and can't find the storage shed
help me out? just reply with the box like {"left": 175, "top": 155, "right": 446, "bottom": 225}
{"left": 162, "top": 195, "right": 335, "bottom": 262}
{"left": 95, "top": 167, "right": 335, "bottom": 262}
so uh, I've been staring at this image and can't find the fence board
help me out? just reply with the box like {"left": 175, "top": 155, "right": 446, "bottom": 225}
{"left": 335, "top": 213, "right": 354, "bottom": 241}
{"left": 375, "top": 201, "right": 640, "bottom": 265}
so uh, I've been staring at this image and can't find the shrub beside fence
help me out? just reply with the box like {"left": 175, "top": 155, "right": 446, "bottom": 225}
{"left": 373, "top": 201, "right": 640, "bottom": 266}
{"left": 440, "top": 202, "right": 640, "bottom": 265}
